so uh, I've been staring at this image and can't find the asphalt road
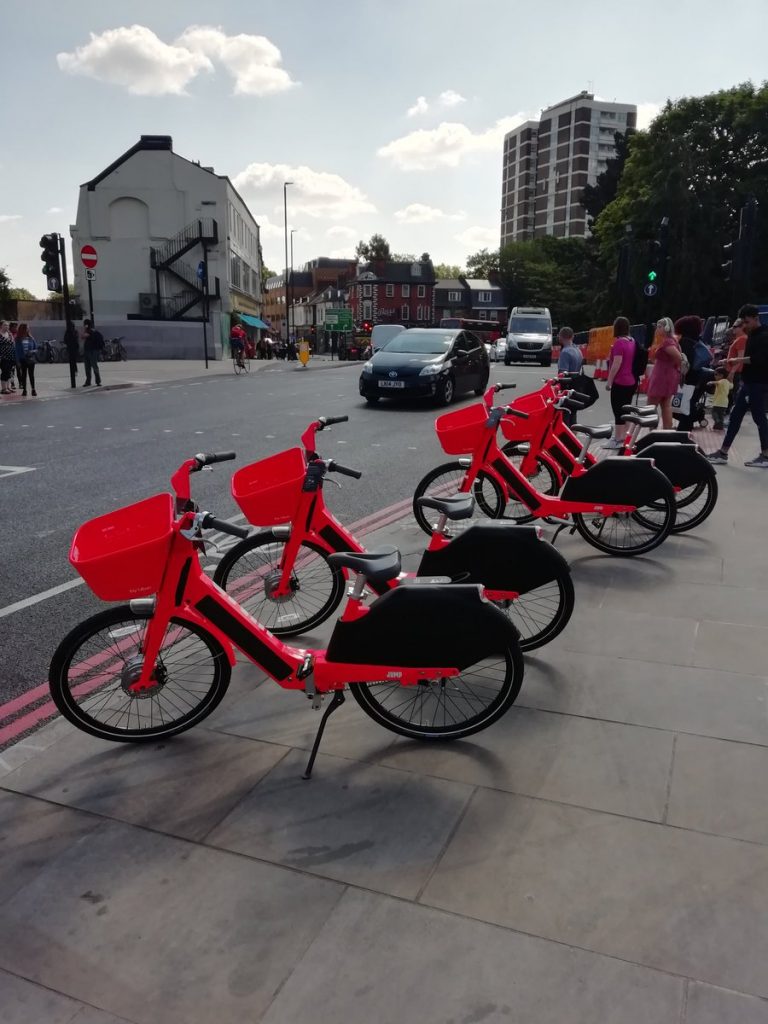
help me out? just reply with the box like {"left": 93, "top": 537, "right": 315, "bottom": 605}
{"left": 0, "top": 358, "right": 551, "bottom": 720}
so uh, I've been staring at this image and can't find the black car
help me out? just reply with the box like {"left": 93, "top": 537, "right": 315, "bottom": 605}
{"left": 359, "top": 328, "right": 490, "bottom": 406}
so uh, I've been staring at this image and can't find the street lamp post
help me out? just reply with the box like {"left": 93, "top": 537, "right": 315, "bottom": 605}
{"left": 290, "top": 228, "right": 298, "bottom": 343}
{"left": 283, "top": 180, "right": 293, "bottom": 344}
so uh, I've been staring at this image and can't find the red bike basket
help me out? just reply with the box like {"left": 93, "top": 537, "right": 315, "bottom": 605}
{"left": 231, "top": 447, "right": 307, "bottom": 526}
{"left": 69, "top": 492, "right": 174, "bottom": 600}
{"left": 500, "top": 391, "right": 548, "bottom": 443}
{"left": 435, "top": 403, "right": 490, "bottom": 455}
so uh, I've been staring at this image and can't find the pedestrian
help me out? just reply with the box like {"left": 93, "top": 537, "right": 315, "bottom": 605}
{"left": 0, "top": 321, "right": 15, "bottom": 395}
{"left": 709, "top": 367, "right": 732, "bottom": 431}
{"left": 725, "top": 319, "right": 747, "bottom": 410}
{"left": 14, "top": 323, "right": 38, "bottom": 396}
{"left": 7, "top": 321, "right": 18, "bottom": 390}
{"left": 557, "top": 326, "right": 583, "bottom": 374}
{"left": 63, "top": 321, "right": 80, "bottom": 389}
{"left": 604, "top": 316, "right": 637, "bottom": 448}
{"left": 645, "top": 317, "right": 682, "bottom": 428}
{"left": 81, "top": 319, "right": 103, "bottom": 387}
{"left": 708, "top": 304, "right": 768, "bottom": 468}
{"left": 674, "top": 315, "right": 711, "bottom": 431}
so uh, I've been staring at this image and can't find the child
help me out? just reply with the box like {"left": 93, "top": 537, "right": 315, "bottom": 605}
{"left": 710, "top": 368, "right": 732, "bottom": 430}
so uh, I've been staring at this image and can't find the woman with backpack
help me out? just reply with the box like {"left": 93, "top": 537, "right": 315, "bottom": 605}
{"left": 14, "top": 323, "right": 38, "bottom": 397}
{"left": 646, "top": 317, "right": 683, "bottom": 428}
{"left": 674, "top": 315, "right": 712, "bottom": 431}
{"left": 604, "top": 316, "right": 638, "bottom": 448}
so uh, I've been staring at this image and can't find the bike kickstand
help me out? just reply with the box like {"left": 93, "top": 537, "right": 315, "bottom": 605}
{"left": 302, "top": 689, "right": 346, "bottom": 780}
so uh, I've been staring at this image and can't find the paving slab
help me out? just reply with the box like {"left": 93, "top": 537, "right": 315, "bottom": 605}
{"left": 667, "top": 733, "right": 768, "bottom": 844}
{"left": 685, "top": 982, "right": 768, "bottom": 1023}
{"left": 1, "top": 727, "right": 287, "bottom": 841}
{"left": 261, "top": 889, "right": 685, "bottom": 1024}
{"left": 0, "top": 969, "right": 133, "bottom": 1024}
{"left": 207, "top": 748, "right": 473, "bottom": 898}
{"left": 421, "top": 788, "right": 768, "bottom": 999}
{"left": 549, "top": 604, "right": 699, "bottom": 667}
{"left": 376, "top": 705, "right": 674, "bottom": 821}
{"left": 0, "top": 820, "right": 343, "bottom": 1024}
{"left": 692, "top": 620, "right": 767, "bottom": 676}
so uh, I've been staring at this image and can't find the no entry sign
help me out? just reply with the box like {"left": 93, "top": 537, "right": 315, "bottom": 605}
{"left": 80, "top": 245, "right": 98, "bottom": 269}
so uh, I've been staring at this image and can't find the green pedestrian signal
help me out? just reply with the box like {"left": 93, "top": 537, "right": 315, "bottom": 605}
{"left": 647, "top": 270, "right": 657, "bottom": 281}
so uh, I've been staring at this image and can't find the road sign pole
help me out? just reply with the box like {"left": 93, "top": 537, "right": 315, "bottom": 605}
{"left": 87, "top": 276, "right": 95, "bottom": 326}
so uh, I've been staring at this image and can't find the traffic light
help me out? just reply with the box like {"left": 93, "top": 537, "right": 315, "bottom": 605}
{"left": 362, "top": 321, "right": 372, "bottom": 334}
{"left": 39, "top": 234, "right": 61, "bottom": 291}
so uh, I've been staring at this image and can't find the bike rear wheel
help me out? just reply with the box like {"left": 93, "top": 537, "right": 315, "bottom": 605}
{"left": 669, "top": 475, "right": 718, "bottom": 533}
{"left": 573, "top": 485, "right": 676, "bottom": 556}
{"left": 49, "top": 606, "right": 230, "bottom": 741}
{"left": 213, "top": 534, "right": 345, "bottom": 636}
{"left": 413, "top": 461, "right": 505, "bottom": 536}
{"left": 350, "top": 646, "right": 523, "bottom": 740}
{"left": 502, "top": 572, "right": 574, "bottom": 652}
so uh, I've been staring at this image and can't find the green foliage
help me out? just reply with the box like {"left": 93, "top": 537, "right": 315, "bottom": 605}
{"left": 433, "top": 262, "right": 464, "bottom": 279}
{"left": 391, "top": 252, "right": 416, "bottom": 263}
{"left": 499, "top": 236, "right": 597, "bottom": 331}
{"left": 355, "top": 233, "right": 391, "bottom": 261}
{"left": 0, "top": 267, "right": 11, "bottom": 301}
{"left": 465, "top": 248, "right": 499, "bottom": 278}
{"left": 8, "top": 286, "right": 37, "bottom": 301}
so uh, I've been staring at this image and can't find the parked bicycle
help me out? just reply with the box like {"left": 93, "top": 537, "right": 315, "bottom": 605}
{"left": 36, "top": 339, "right": 57, "bottom": 363}
{"left": 413, "top": 383, "right": 677, "bottom": 556}
{"left": 102, "top": 336, "right": 127, "bottom": 361}
{"left": 49, "top": 451, "right": 525, "bottom": 777}
{"left": 214, "top": 415, "right": 573, "bottom": 651}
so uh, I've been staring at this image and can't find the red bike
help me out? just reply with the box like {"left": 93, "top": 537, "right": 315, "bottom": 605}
{"left": 213, "top": 416, "right": 573, "bottom": 651}
{"left": 49, "top": 451, "right": 524, "bottom": 777}
{"left": 495, "top": 377, "right": 717, "bottom": 533}
{"left": 413, "top": 385, "right": 676, "bottom": 556}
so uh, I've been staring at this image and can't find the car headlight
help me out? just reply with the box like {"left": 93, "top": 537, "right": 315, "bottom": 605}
{"left": 419, "top": 363, "right": 443, "bottom": 376}
{"left": 362, "top": 361, "right": 373, "bottom": 374}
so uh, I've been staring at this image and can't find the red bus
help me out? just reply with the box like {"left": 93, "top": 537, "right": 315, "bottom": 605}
{"left": 438, "top": 317, "right": 503, "bottom": 342}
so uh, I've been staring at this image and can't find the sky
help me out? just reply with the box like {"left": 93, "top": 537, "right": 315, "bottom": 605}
{"left": 2, "top": 0, "right": 767, "bottom": 294}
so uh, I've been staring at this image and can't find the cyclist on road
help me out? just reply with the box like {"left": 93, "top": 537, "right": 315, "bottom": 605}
{"left": 230, "top": 323, "right": 246, "bottom": 368}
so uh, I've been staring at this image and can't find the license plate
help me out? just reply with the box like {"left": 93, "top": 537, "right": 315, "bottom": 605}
{"left": 522, "top": 354, "right": 537, "bottom": 361}
{"left": 379, "top": 380, "right": 405, "bottom": 389}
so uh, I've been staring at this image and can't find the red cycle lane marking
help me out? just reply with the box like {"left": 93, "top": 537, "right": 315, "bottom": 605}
{"left": 0, "top": 497, "right": 415, "bottom": 748}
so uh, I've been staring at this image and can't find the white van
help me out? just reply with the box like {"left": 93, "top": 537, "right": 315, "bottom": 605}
{"left": 371, "top": 324, "right": 405, "bottom": 352}
{"left": 505, "top": 307, "right": 553, "bottom": 367}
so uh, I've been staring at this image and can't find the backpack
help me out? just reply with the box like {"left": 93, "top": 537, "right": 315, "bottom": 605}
{"left": 91, "top": 329, "right": 105, "bottom": 351}
{"left": 631, "top": 340, "right": 649, "bottom": 383}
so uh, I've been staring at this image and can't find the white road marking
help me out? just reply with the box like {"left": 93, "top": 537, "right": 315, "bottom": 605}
{"left": 195, "top": 430, "right": 204, "bottom": 434}
{"left": 130, "top": 427, "right": 139, "bottom": 432}
{"left": 189, "top": 383, "right": 202, "bottom": 387}
{"left": 163, "top": 429, "right": 172, "bottom": 433}
{"left": 0, "top": 465, "right": 36, "bottom": 479}
{"left": 371, "top": 443, "right": 381, "bottom": 447}
{"left": 74, "top": 426, "right": 82, "bottom": 430}
{"left": 103, "top": 427, "right": 112, "bottom": 431}
{"left": 0, "top": 578, "right": 83, "bottom": 619}
{"left": 408, "top": 446, "right": 418, "bottom": 450}
{"left": 337, "top": 440, "right": 347, "bottom": 444}
{"left": 265, "top": 434, "right": 275, "bottom": 439}
{"left": 46, "top": 425, "right": 54, "bottom": 429}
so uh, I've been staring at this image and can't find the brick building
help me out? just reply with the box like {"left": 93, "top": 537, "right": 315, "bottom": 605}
{"left": 348, "top": 257, "right": 436, "bottom": 327}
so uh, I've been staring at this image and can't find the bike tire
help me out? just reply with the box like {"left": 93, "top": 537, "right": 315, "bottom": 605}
{"left": 49, "top": 606, "right": 230, "bottom": 742}
{"left": 350, "top": 645, "right": 523, "bottom": 741}
{"left": 572, "top": 476, "right": 676, "bottom": 556}
{"left": 669, "top": 475, "right": 718, "bottom": 533}
{"left": 213, "top": 533, "right": 345, "bottom": 636}
{"left": 119, "top": 344, "right": 128, "bottom": 361}
{"left": 504, "top": 571, "right": 575, "bottom": 652}
{"left": 413, "top": 461, "right": 505, "bottom": 536}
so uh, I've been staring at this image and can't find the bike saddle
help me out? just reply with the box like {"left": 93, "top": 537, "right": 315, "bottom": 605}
{"left": 415, "top": 493, "right": 475, "bottom": 520}
{"left": 621, "top": 404, "right": 656, "bottom": 416}
{"left": 622, "top": 412, "right": 660, "bottom": 428}
{"left": 327, "top": 545, "right": 402, "bottom": 584}
{"left": 571, "top": 423, "right": 613, "bottom": 440}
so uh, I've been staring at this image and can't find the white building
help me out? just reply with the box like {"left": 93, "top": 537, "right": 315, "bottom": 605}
{"left": 71, "top": 135, "right": 262, "bottom": 322}
{"left": 501, "top": 92, "right": 637, "bottom": 245}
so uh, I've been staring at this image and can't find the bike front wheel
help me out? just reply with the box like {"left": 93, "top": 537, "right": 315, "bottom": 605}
{"left": 573, "top": 486, "right": 676, "bottom": 556}
{"left": 502, "top": 572, "right": 575, "bottom": 652}
{"left": 669, "top": 475, "right": 718, "bottom": 533}
{"left": 213, "top": 534, "right": 345, "bottom": 636}
{"left": 49, "top": 606, "right": 230, "bottom": 742}
{"left": 413, "top": 461, "right": 505, "bottom": 536}
{"left": 350, "top": 646, "right": 523, "bottom": 741}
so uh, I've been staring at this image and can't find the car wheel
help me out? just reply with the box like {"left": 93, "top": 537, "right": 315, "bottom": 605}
{"left": 435, "top": 376, "right": 455, "bottom": 406}
{"left": 540, "top": 357, "right": 552, "bottom": 367}
{"left": 504, "top": 358, "right": 511, "bottom": 367}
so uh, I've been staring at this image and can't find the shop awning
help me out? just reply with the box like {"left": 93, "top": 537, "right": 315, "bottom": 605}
{"left": 239, "top": 314, "right": 270, "bottom": 329}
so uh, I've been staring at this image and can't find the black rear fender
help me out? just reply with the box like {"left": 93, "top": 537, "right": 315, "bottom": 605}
{"left": 561, "top": 457, "right": 672, "bottom": 506}
{"left": 633, "top": 443, "right": 715, "bottom": 488}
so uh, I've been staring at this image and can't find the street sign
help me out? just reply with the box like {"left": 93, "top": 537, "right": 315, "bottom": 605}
{"left": 643, "top": 283, "right": 658, "bottom": 297}
{"left": 85, "top": 269, "right": 96, "bottom": 282}
{"left": 80, "top": 245, "right": 98, "bottom": 269}
{"left": 197, "top": 260, "right": 205, "bottom": 281}
{"left": 326, "top": 308, "right": 353, "bottom": 330}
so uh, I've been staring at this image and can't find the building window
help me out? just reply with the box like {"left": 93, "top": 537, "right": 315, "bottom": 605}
{"left": 230, "top": 254, "right": 241, "bottom": 289}
{"left": 401, "top": 304, "right": 409, "bottom": 320}
{"left": 363, "top": 283, "right": 372, "bottom": 297}
{"left": 478, "top": 310, "right": 487, "bottom": 319}
{"left": 479, "top": 291, "right": 492, "bottom": 303}
{"left": 402, "top": 284, "right": 410, "bottom": 298}
{"left": 417, "top": 284, "right": 426, "bottom": 298}
{"left": 416, "top": 305, "right": 424, "bottom": 321}
{"left": 385, "top": 283, "right": 394, "bottom": 297}
{"left": 362, "top": 300, "right": 372, "bottom": 321}
{"left": 448, "top": 290, "right": 462, "bottom": 303}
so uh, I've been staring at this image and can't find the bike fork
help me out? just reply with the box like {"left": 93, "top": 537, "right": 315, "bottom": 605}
{"left": 302, "top": 689, "right": 346, "bottom": 780}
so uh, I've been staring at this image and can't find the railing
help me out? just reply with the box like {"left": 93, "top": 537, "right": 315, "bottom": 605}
{"left": 162, "top": 256, "right": 202, "bottom": 292}
{"left": 161, "top": 290, "right": 200, "bottom": 320}
{"left": 151, "top": 218, "right": 217, "bottom": 267}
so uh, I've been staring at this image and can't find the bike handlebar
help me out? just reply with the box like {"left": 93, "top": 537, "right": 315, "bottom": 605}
{"left": 328, "top": 460, "right": 362, "bottom": 479}
{"left": 503, "top": 407, "right": 529, "bottom": 419}
{"left": 194, "top": 451, "right": 237, "bottom": 468}
{"left": 318, "top": 415, "right": 349, "bottom": 428}
{"left": 200, "top": 514, "right": 250, "bottom": 539}
{"left": 494, "top": 382, "right": 517, "bottom": 392}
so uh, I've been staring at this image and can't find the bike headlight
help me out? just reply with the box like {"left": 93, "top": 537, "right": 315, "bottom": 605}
{"left": 419, "top": 363, "right": 443, "bottom": 376}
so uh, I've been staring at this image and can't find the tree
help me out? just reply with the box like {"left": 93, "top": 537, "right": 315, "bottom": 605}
{"left": 355, "top": 233, "right": 391, "bottom": 261}
{"left": 581, "top": 129, "right": 634, "bottom": 228}
{"left": 465, "top": 248, "right": 499, "bottom": 278}
{"left": 499, "top": 236, "right": 597, "bottom": 330}
{"left": 9, "top": 286, "right": 37, "bottom": 301}
{"left": 391, "top": 252, "right": 416, "bottom": 263}
{"left": 261, "top": 264, "right": 276, "bottom": 287}
{"left": 433, "top": 262, "right": 464, "bottom": 279}
{"left": 593, "top": 82, "right": 768, "bottom": 320}
{"left": 0, "top": 267, "right": 11, "bottom": 302}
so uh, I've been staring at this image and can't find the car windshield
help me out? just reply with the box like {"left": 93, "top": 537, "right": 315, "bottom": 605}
{"left": 509, "top": 317, "right": 550, "bottom": 334}
{"left": 383, "top": 332, "right": 453, "bottom": 354}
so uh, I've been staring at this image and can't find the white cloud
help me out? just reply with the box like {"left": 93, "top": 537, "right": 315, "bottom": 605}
{"left": 47, "top": 206, "right": 63, "bottom": 214}
{"left": 636, "top": 102, "right": 661, "bottom": 130}
{"left": 407, "top": 95, "right": 429, "bottom": 117}
{"left": 56, "top": 24, "right": 296, "bottom": 97}
{"left": 379, "top": 114, "right": 528, "bottom": 171}
{"left": 233, "top": 162, "right": 375, "bottom": 219}
{"left": 439, "top": 89, "right": 466, "bottom": 108}
{"left": 328, "top": 247, "right": 356, "bottom": 260}
{"left": 0, "top": 214, "right": 22, "bottom": 223}
{"left": 326, "top": 225, "right": 357, "bottom": 239}
{"left": 176, "top": 26, "right": 296, "bottom": 96}
{"left": 394, "top": 203, "right": 465, "bottom": 224}
{"left": 57, "top": 25, "right": 213, "bottom": 96}
{"left": 254, "top": 216, "right": 285, "bottom": 241}
{"left": 455, "top": 225, "right": 498, "bottom": 251}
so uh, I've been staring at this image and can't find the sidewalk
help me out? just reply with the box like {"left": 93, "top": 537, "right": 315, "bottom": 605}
{"left": 2, "top": 456, "right": 768, "bottom": 1021}
{"left": 0, "top": 354, "right": 357, "bottom": 403}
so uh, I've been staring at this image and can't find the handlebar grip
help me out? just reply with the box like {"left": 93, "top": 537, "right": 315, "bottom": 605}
{"left": 201, "top": 514, "right": 250, "bottom": 539}
{"left": 504, "top": 407, "right": 529, "bottom": 419}
{"left": 196, "top": 451, "right": 236, "bottom": 466}
{"left": 319, "top": 415, "right": 349, "bottom": 427}
{"left": 494, "top": 382, "right": 517, "bottom": 392}
{"left": 329, "top": 461, "right": 362, "bottom": 479}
